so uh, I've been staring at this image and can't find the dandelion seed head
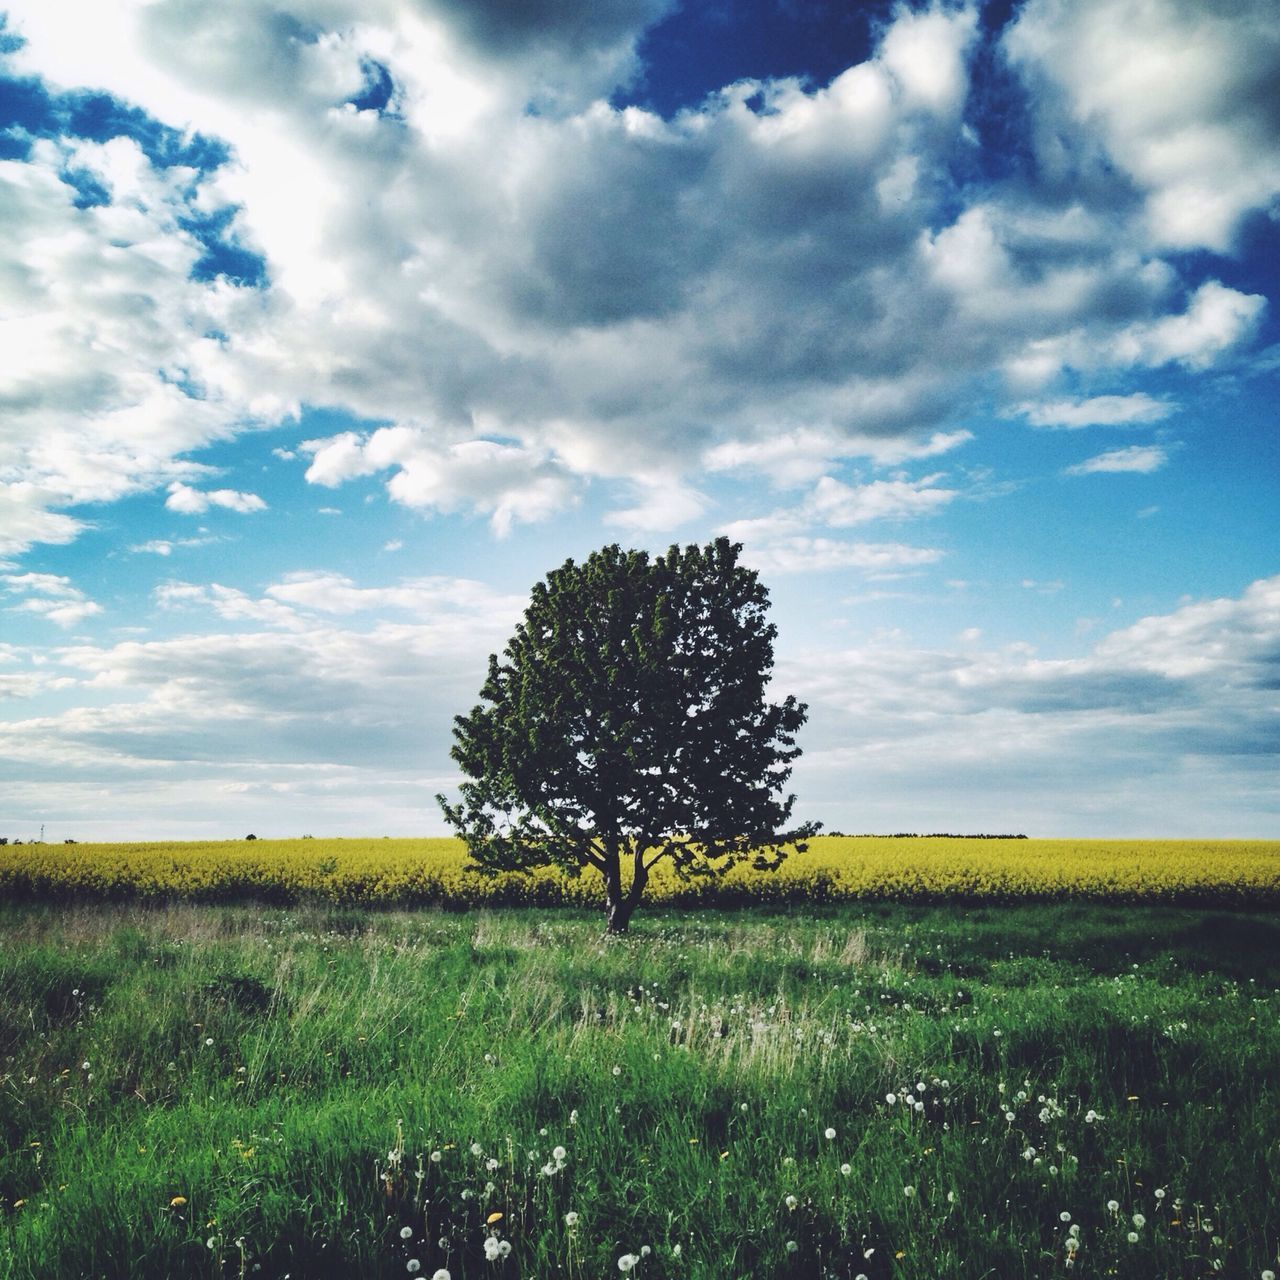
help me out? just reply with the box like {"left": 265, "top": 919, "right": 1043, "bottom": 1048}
{"left": 1107, "top": 1200, "right": 1119, "bottom": 1212}
{"left": 824, "top": 1127, "right": 836, "bottom": 1140}
{"left": 400, "top": 1226, "right": 413, "bottom": 1239}
{"left": 564, "top": 1211, "right": 579, "bottom": 1227}
{"left": 903, "top": 1185, "right": 916, "bottom": 1198}
{"left": 1127, "top": 1231, "right": 1139, "bottom": 1244}
{"left": 1132, "top": 1214, "right": 1146, "bottom": 1228}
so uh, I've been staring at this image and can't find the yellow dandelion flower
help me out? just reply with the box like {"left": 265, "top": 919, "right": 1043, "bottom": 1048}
{"left": 170, "top": 1196, "right": 188, "bottom": 1208}
{"left": 486, "top": 1212, "right": 504, "bottom": 1224}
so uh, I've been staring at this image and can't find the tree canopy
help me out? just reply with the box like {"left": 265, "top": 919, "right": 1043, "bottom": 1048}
{"left": 438, "top": 537, "right": 817, "bottom": 932}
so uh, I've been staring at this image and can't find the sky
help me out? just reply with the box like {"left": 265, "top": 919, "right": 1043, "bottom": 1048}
{"left": 0, "top": 0, "right": 1277, "bottom": 842}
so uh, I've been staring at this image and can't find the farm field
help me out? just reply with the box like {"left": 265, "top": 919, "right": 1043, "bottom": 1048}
{"left": 1, "top": 835, "right": 1278, "bottom": 908}
{"left": 1, "top": 900, "right": 1277, "bottom": 1279}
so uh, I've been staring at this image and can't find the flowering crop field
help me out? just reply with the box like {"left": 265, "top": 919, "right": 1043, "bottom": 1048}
{"left": 1, "top": 835, "right": 1277, "bottom": 908}
{"left": 1, "top": 900, "right": 1278, "bottom": 1279}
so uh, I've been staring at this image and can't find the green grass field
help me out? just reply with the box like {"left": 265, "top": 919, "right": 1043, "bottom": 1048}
{"left": 2, "top": 901, "right": 1277, "bottom": 1279}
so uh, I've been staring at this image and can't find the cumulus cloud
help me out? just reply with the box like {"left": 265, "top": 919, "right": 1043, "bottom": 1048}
{"left": 1005, "top": 0, "right": 1280, "bottom": 253}
{"left": 1016, "top": 392, "right": 1174, "bottom": 429}
{"left": 2, "top": 571, "right": 102, "bottom": 628}
{"left": 1064, "top": 444, "right": 1168, "bottom": 475}
{"left": 165, "top": 482, "right": 267, "bottom": 514}
{"left": 784, "top": 575, "right": 1280, "bottom": 834}
{"left": 1, "top": 0, "right": 1271, "bottom": 554}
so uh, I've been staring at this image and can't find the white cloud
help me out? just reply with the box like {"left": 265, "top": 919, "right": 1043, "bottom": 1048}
{"left": 165, "top": 482, "right": 267, "bottom": 514}
{"left": 1065, "top": 445, "right": 1168, "bottom": 476}
{"left": 809, "top": 474, "right": 957, "bottom": 525}
{"left": 303, "top": 427, "right": 575, "bottom": 535}
{"left": 732, "top": 535, "right": 944, "bottom": 576}
{"left": 0, "top": 0, "right": 1274, "bottom": 559}
{"left": 1016, "top": 393, "right": 1174, "bottom": 429}
{"left": 782, "top": 575, "right": 1280, "bottom": 834}
{"left": 1006, "top": 0, "right": 1280, "bottom": 253}
{"left": 2, "top": 571, "right": 102, "bottom": 628}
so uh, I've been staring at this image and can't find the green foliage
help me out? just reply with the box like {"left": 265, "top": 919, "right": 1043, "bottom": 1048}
{"left": 438, "top": 538, "right": 817, "bottom": 930}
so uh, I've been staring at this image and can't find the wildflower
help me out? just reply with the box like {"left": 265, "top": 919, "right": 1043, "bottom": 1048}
{"left": 170, "top": 1196, "right": 188, "bottom": 1208}
{"left": 483, "top": 1239, "right": 501, "bottom": 1261}
{"left": 485, "top": 1158, "right": 498, "bottom": 1172}
{"left": 498, "top": 1241, "right": 512, "bottom": 1257}
{"left": 903, "top": 1185, "right": 916, "bottom": 1198}
{"left": 914, "top": 1101, "right": 924, "bottom": 1113}
{"left": 1154, "top": 1188, "right": 1166, "bottom": 1200}
{"left": 825, "top": 1127, "right": 836, "bottom": 1140}
{"left": 430, "top": 1150, "right": 442, "bottom": 1163}
{"left": 1106, "top": 1200, "right": 1120, "bottom": 1212}
{"left": 885, "top": 1093, "right": 896, "bottom": 1105}
{"left": 1132, "top": 1214, "right": 1146, "bottom": 1228}
{"left": 487, "top": 1212, "right": 503, "bottom": 1224}
{"left": 1262, "top": 1271, "right": 1276, "bottom": 1280}
{"left": 431, "top": 1272, "right": 451, "bottom": 1280}
{"left": 613, "top": 1066, "right": 622, "bottom": 1076}
{"left": 640, "top": 1247, "right": 651, "bottom": 1258}
{"left": 740, "top": 1102, "right": 748, "bottom": 1112}
{"left": 946, "top": 1191, "right": 956, "bottom": 1204}
{"left": 1127, "top": 1232, "right": 1139, "bottom": 1244}
{"left": 82, "top": 1061, "right": 90, "bottom": 1070}
{"left": 1084, "top": 1110, "right": 1098, "bottom": 1123}
{"left": 569, "top": 1110, "right": 579, "bottom": 1125}
{"left": 552, "top": 1145, "right": 567, "bottom": 1162}
{"left": 1005, "top": 1111, "right": 1016, "bottom": 1123}
{"left": 785, "top": 1240, "right": 799, "bottom": 1254}
{"left": 400, "top": 1227, "right": 414, "bottom": 1240}
{"left": 470, "top": 1143, "right": 483, "bottom": 1157}
{"left": 785, "top": 1195, "right": 798, "bottom": 1210}
{"left": 617, "top": 1253, "right": 639, "bottom": 1272}
{"left": 205, "top": 1038, "right": 214, "bottom": 1047}
{"left": 840, "top": 1163, "right": 852, "bottom": 1176}
{"left": 406, "top": 1263, "right": 421, "bottom": 1275}
{"left": 564, "top": 1212, "right": 579, "bottom": 1227}
{"left": 1060, "top": 1211, "right": 1072, "bottom": 1223}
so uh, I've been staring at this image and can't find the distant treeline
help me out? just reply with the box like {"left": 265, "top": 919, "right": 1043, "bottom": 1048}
{"left": 825, "top": 832, "right": 1029, "bottom": 839}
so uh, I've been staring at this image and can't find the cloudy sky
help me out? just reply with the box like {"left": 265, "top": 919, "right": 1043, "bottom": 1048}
{"left": 1, "top": 0, "right": 1277, "bottom": 841}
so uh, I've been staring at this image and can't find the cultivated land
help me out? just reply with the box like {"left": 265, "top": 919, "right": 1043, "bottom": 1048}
{"left": 1, "top": 895, "right": 1277, "bottom": 1279}
{"left": 1, "top": 837, "right": 1278, "bottom": 908}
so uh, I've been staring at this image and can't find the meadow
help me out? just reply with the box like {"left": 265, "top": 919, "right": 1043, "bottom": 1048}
{"left": 1, "top": 895, "right": 1278, "bottom": 1279}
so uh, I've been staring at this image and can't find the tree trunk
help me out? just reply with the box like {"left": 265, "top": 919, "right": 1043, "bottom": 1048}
{"left": 602, "top": 840, "right": 649, "bottom": 935}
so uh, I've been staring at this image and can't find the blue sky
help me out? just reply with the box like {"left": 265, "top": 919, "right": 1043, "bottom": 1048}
{"left": 0, "top": 0, "right": 1277, "bottom": 841}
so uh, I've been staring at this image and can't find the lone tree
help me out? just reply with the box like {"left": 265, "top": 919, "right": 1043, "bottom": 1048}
{"left": 438, "top": 537, "right": 818, "bottom": 933}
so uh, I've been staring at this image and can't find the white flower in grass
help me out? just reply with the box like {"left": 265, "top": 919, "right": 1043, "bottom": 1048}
{"left": 617, "top": 1253, "right": 639, "bottom": 1272}
{"left": 613, "top": 1066, "right": 622, "bottom": 1076}
{"left": 406, "top": 1264, "right": 420, "bottom": 1275}
{"left": 885, "top": 1093, "right": 896, "bottom": 1105}
{"left": 1132, "top": 1214, "right": 1146, "bottom": 1228}
{"left": 470, "top": 1143, "right": 483, "bottom": 1157}
{"left": 640, "top": 1246, "right": 650, "bottom": 1258}
{"left": 431, "top": 1271, "right": 451, "bottom": 1280}
{"left": 1106, "top": 1200, "right": 1119, "bottom": 1213}
{"left": 485, "top": 1158, "right": 498, "bottom": 1172}
{"left": 1085, "top": 1110, "right": 1098, "bottom": 1123}
{"left": 1060, "top": 1212, "right": 1071, "bottom": 1223}
{"left": 824, "top": 1128, "right": 836, "bottom": 1140}
{"left": 564, "top": 1212, "right": 579, "bottom": 1227}
{"left": 499, "top": 1241, "right": 511, "bottom": 1257}
{"left": 1154, "top": 1188, "right": 1166, "bottom": 1200}
{"left": 430, "top": 1150, "right": 442, "bottom": 1163}
{"left": 1127, "top": 1232, "right": 1139, "bottom": 1244}
{"left": 840, "top": 1163, "right": 852, "bottom": 1176}
{"left": 785, "top": 1195, "right": 798, "bottom": 1210}
{"left": 914, "top": 1101, "right": 924, "bottom": 1113}
{"left": 569, "top": 1110, "right": 578, "bottom": 1125}
{"left": 1262, "top": 1270, "right": 1276, "bottom": 1280}
{"left": 400, "top": 1226, "right": 414, "bottom": 1240}
{"left": 552, "top": 1145, "right": 567, "bottom": 1162}
{"left": 903, "top": 1185, "right": 916, "bottom": 1198}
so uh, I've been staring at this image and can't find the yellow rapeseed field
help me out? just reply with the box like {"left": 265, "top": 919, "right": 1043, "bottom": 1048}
{"left": 0, "top": 836, "right": 1276, "bottom": 907}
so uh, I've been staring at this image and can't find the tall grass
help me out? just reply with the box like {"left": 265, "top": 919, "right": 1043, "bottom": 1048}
{"left": 1, "top": 903, "right": 1277, "bottom": 1278}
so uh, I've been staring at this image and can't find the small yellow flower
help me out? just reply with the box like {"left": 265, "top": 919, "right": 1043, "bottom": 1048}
{"left": 170, "top": 1196, "right": 188, "bottom": 1208}
{"left": 13, "top": 1200, "right": 26, "bottom": 1209}
{"left": 486, "top": 1212, "right": 504, "bottom": 1224}
{"left": 688, "top": 1138, "right": 698, "bottom": 1144}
